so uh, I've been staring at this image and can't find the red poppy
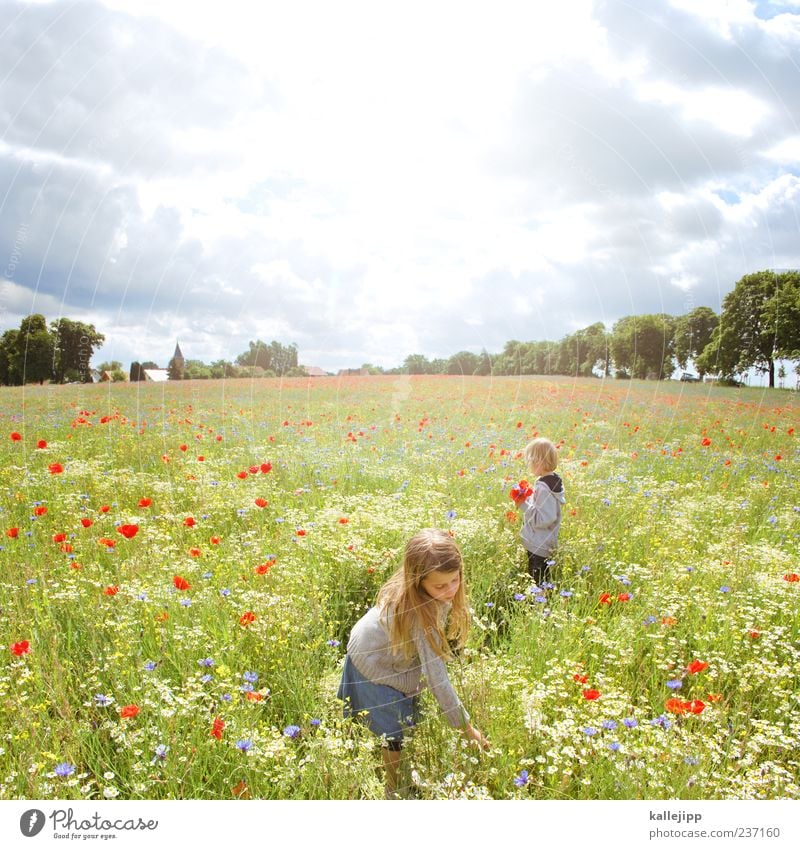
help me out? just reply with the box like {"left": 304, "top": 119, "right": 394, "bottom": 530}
{"left": 236, "top": 471, "right": 248, "bottom": 479}
{"left": 6, "top": 527, "right": 19, "bottom": 538}
{"left": 119, "top": 704, "right": 140, "bottom": 719}
{"left": 34, "top": 506, "right": 47, "bottom": 516}
{"left": 98, "top": 538, "right": 116, "bottom": 548}
{"left": 210, "top": 535, "right": 221, "bottom": 545}
{"left": 80, "top": 518, "right": 93, "bottom": 528}
{"left": 573, "top": 673, "right": 588, "bottom": 684}
{"left": 179, "top": 444, "right": 188, "bottom": 452}
{"left": 599, "top": 593, "right": 612, "bottom": 605}
{"left": 103, "top": 586, "right": 119, "bottom": 596}
{"left": 239, "top": 611, "right": 256, "bottom": 626}
{"left": 296, "top": 528, "right": 306, "bottom": 536}
{"left": 505, "top": 510, "right": 518, "bottom": 522}
{"left": 99, "top": 505, "right": 110, "bottom": 513}
{"left": 197, "top": 456, "right": 205, "bottom": 462}
{"left": 617, "top": 593, "right": 631, "bottom": 602}
{"left": 245, "top": 691, "right": 263, "bottom": 702}
{"left": 783, "top": 573, "right": 799, "bottom": 583}
{"left": 183, "top": 517, "right": 196, "bottom": 527}
{"left": 138, "top": 498, "right": 152, "bottom": 508}
{"left": 708, "top": 693, "right": 723, "bottom": 703}
{"left": 10, "top": 432, "right": 22, "bottom": 441}
{"left": 10, "top": 640, "right": 30, "bottom": 656}
{"left": 117, "top": 524, "right": 139, "bottom": 539}
{"left": 338, "top": 517, "right": 349, "bottom": 524}
{"left": 748, "top": 630, "right": 760, "bottom": 639}
{"left": 687, "top": 700, "right": 706, "bottom": 714}
{"left": 701, "top": 438, "right": 712, "bottom": 446}
{"left": 509, "top": 480, "right": 533, "bottom": 504}
{"left": 36, "top": 439, "right": 47, "bottom": 449}
{"left": 661, "top": 616, "right": 677, "bottom": 626}
{"left": 582, "top": 689, "right": 601, "bottom": 700}
{"left": 210, "top": 717, "right": 225, "bottom": 740}
{"left": 254, "top": 498, "right": 268, "bottom": 508}
{"left": 48, "top": 463, "right": 64, "bottom": 474}
{"left": 189, "top": 547, "right": 201, "bottom": 557}
{"left": 687, "top": 660, "right": 709, "bottom": 674}
{"left": 665, "top": 698, "right": 688, "bottom": 715}
{"left": 216, "top": 435, "right": 223, "bottom": 442}
{"left": 255, "top": 562, "right": 272, "bottom": 575}
{"left": 173, "top": 575, "right": 190, "bottom": 591}
{"left": 260, "top": 462, "right": 272, "bottom": 474}
{"left": 52, "top": 533, "right": 67, "bottom": 543}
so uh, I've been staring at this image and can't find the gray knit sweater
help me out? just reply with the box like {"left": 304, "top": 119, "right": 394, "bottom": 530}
{"left": 346, "top": 602, "right": 469, "bottom": 728}
{"left": 519, "top": 472, "right": 566, "bottom": 556}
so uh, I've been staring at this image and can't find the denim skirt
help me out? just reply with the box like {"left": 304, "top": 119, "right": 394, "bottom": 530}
{"left": 337, "top": 655, "right": 418, "bottom": 742}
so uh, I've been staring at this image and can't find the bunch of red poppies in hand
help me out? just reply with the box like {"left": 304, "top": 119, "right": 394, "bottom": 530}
{"left": 509, "top": 479, "right": 533, "bottom": 505}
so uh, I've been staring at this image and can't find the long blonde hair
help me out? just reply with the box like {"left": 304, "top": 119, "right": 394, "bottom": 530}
{"left": 376, "top": 528, "right": 471, "bottom": 661}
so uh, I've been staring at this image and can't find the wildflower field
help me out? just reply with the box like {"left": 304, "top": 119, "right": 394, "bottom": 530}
{"left": 1, "top": 375, "right": 798, "bottom": 801}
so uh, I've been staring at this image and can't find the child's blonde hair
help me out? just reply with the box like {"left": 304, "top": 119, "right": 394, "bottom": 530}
{"left": 376, "top": 528, "right": 470, "bottom": 661}
{"left": 524, "top": 437, "right": 558, "bottom": 475}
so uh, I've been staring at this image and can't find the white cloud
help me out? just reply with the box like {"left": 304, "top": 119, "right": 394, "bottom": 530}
{"left": 0, "top": 0, "right": 798, "bottom": 372}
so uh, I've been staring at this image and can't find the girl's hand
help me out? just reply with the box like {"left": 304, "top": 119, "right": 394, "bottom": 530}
{"left": 462, "top": 724, "right": 490, "bottom": 750}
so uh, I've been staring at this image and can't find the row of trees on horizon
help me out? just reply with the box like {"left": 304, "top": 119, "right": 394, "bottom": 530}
{"left": 1, "top": 270, "right": 798, "bottom": 388}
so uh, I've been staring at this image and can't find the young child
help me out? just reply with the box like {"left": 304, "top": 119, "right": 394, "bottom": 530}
{"left": 511, "top": 437, "right": 566, "bottom": 585}
{"left": 337, "top": 528, "right": 489, "bottom": 798}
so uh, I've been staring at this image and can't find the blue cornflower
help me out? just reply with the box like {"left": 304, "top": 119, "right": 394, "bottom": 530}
{"left": 446, "top": 510, "right": 457, "bottom": 520}
{"left": 608, "top": 742, "right": 621, "bottom": 752}
{"left": 643, "top": 616, "right": 657, "bottom": 626}
{"left": 485, "top": 602, "right": 495, "bottom": 608}
{"left": 199, "top": 658, "right": 215, "bottom": 667}
{"left": 180, "top": 598, "right": 192, "bottom": 607}
{"left": 137, "top": 592, "right": 148, "bottom": 601}
{"left": 144, "top": 661, "right": 157, "bottom": 671}
{"left": 94, "top": 694, "right": 112, "bottom": 706}
{"left": 583, "top": 727, "right": 598, "bottom": 736}
{"left": 560, "top": 590, "right": 573, "bottom": 598}
{"left": 684, "top": 756, "right": 699, "bottom": 765}
{"left": 720, "top": 585, "right": 731, "bottom": 593}
{"left": 26, "top": 578, "right": 38, "bottom": 585}
{"left": 310, "top": 718, "right": 321, "bottom": 727}
{"left": 513, "top": 770, "right": 530, "bottom": 787}
{"left": 283, "top": 725, "right": 301, "bottom": 739}
{"left": 153, "top": 744, "right": 168, "bottom": 761}
{"left": 622, "top": 717, "right": 638, "bottom": 729}
{"left": 602, "top": 720, "right": 618, "bottom": 730}
{"left": 666, "top": 679, "right": 683, "bottom": 690}
{"left": 235, "top": 739, "right": 253, "bottom": 753}
{"left": 243, "top": 671, "right": 259, "bottom": 683}
{"left": 534, "top": 595, "right": 547, "bottom": 603}
{"left": 54, "top": 762, "right": 75, "bottom": 777}
{"left": 240, "top": 683, "right": 254, "bottom": 693}
{"left": 326, "top": 639, "right": 340, "bottom": 647}
{"left": 581, "top": 565, "right": 591, "bottom": 572}
{"left": 768, "top": 516, "right": 777, "bottom": 525}
{"left": 221, "top": 694, "right": 232, "bottom": 702}
{"left": 650, "top": 715, "right": 672, "bottom": 730}
{"left": 602, "top": 498, "right": 611, "bottom": 506}
{"left": 200, "top": 674, "right": 213, "bottom": 684}
{"left": 203, "top": 571, "right": 213, "bottom": 579}
{"left": 220, "top": 588, "right": 231, "bottom": 597}
{"left": 513, "top": 593, "right": 525, "bottom": 601}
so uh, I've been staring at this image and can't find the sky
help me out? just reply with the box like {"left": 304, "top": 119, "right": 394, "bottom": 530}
{"left": 1, "top": 0, "right": 799, "bottom": 374}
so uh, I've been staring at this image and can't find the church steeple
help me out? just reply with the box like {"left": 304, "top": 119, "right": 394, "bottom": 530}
{"left": 173, "top": 341, "right": 184, "bottom": 367}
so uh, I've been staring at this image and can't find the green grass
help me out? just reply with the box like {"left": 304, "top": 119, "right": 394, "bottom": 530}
{"left": 1, "top": 376, "right": 798, "bottom": 799}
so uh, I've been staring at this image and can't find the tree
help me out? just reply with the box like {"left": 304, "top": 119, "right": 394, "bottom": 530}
{"left": 130, "top": 362, "right": 144, "bottom": 381}
{"left": 50, "top": 318, "right": 104, "bottom": 383}
{"left": 674, "top": 307, "right": 718, "bottom": 377}
{"left": 97, "top": 361, "right": 123, "bottom": 372}
{"left": 611, "top": 314, "right": 675, "bottom": 379}
{"left": 447, "top": 351, "right": 480, "bottom": 375}
{"left": 16, "top": 314, "right": 54, "bottom": 384}
{"left": 697, "top": 270, "right": 799, "bottom": 387}
{"left": 236, "top": 340, "right": 272, "bottom": 371}
{"left": 403, "top": 354, "right": 432, "bottom": 374}
{"left": 0, "top": 329, "right": 21, "bottom": 385}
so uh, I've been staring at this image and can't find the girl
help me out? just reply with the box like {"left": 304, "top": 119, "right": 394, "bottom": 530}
{"left": 337, "top": 528, "right": 489, "bottom": 798}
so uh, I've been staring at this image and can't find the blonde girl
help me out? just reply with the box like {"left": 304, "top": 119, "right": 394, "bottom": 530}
{"left": 337, "top": 528, "right": 489, "bottom": 797}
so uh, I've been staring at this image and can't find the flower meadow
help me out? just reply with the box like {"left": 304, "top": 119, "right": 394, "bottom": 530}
{"left": 1, "top": 375, "right": 798, "bottom": 801}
